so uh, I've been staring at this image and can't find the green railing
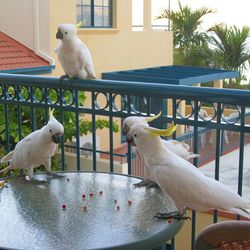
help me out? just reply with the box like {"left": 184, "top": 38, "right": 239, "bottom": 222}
{"left": 0, "top": 73, "right": 250, "bottom": 250}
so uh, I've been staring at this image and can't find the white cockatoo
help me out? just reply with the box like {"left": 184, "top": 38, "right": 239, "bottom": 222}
{"left": 122, "top": 112, "right": 198, "bottom": 160}
{"left": 55, "top": 23, "right": 97, "bottom": 81}
{"left": 0, "top": 108, "right": 64, "bottom": 180}
{"left": 126, "top": 123, "right": 250, "bottom": 220}
{"left": 122, "top": 112, "right": 198, "bottom": 187}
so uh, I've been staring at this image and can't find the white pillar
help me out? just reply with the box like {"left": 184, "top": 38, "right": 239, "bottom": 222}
{"left": 213, "top": 79, "right": 223, "bottom": 88}
{"left": 143, "top": 0, "right": 151, "bottom": 31}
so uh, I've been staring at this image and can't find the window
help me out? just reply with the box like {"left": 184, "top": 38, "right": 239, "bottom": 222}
{"left": 77, "top": 0, "right": 112, "bottom": 28}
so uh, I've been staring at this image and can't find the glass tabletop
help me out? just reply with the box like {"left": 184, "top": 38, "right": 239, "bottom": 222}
{"left": 0, "top": 172, "right": 184, "bottom": 250}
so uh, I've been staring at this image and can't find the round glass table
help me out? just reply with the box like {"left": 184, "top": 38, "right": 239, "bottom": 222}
{"left": 0, "top": 172, "right": 184, "bottom": 250}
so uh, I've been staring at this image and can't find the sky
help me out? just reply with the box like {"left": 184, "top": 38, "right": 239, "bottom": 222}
{"left": 148, "top": 0, "right": 250, "bottom": 83}
{"left": 132, "top": 0, "right": 250, "bottom": 82}
{"left": 151, "top": 0, "right": 250, "bottom": 29}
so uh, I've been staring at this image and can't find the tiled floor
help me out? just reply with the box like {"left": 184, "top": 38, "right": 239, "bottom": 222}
{"left": 201, "top": 143, "right": 250, "bottom": 204}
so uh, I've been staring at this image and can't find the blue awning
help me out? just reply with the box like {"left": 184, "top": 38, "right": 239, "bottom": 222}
{"left": 102, "top": 65, "right": 239, "bottom": 85}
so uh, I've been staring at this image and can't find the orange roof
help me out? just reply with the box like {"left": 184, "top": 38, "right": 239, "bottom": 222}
{"left": 0, "top": 31, "right": 50, "bottom": 71}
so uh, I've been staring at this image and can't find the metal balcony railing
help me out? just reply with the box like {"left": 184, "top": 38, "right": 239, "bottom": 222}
{"left": 0, "top": 73, "right": 250, "bottom": 250}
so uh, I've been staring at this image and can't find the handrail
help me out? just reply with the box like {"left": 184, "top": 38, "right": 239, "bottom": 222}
{"left": 0, "top": 73, "right": 250, "bottom": 105}
{"left": 1, "top": 72, "right": 250, "bottom": 250}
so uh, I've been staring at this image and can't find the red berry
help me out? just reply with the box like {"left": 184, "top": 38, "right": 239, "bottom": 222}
{"left": 82, "top": 194, "right": 86, "bottom": 198}
{"left": 167, "top": 220, "right": 172, "bottom": 224}
{"left": 128, "top": 200, "right": 132, "bottom": 205}
{"left": 62, "top": 204, "right": 67, "bottom": 209}
{"left": 82, "top": 206, "right": 87, "bottom": 210}
{"left": 90, "top": 193, "right": 94, "bottom": 197}
{"left": 116, "top": 205, "right": 120, "bottom": 210}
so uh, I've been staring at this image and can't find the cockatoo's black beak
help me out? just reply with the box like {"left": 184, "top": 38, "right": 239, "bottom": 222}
{"left": 126, "top": 134, "right": 136, "bottom": 146}
{"left": 56, "top": 30, "right": 63, "bottom": 40}
{"left": 52, "top": 133, "right": 62, "bottom": 143}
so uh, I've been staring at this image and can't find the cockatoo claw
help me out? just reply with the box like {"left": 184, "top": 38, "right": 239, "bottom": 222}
{"left": 132, "top": 179, "right": 159, "bottom": 189}
{"left": 69, "top": 76, "right": 78, "bottom": 85}
{"left": 154, "top": 211, "right": 191, "bottom": 221}
{"left": 57, "top": 74, "right": 69, "bottom": 84}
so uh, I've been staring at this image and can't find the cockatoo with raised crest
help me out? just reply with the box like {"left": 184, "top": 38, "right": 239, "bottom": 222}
{"left": 122, "top": 112, "right": 198, "bottom": 188}
{"left": 55, "top": 23, "right": 97, "bottom": 81}
{"left": 0, "top": 108, "right": 64, "bottom": 180}
{"left": 126, "top": 123, "right": 250, "bottom": 220}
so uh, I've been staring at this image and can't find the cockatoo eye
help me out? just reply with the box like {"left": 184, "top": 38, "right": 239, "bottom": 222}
{"left": 65, "top": 32, "right": 68, "bottom": 34}
{"left": 49, "top": 129, "right": 52, "bottom": 132}
{"left": 134, "top": 134, "right": 137, "bottom": 137}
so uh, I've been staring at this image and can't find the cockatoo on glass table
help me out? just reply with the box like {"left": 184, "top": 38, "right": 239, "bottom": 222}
{"left": 55, "top": 23, "right": 97, "bottom": 83}
{"left": 0, "top": 108, "right": 64, "bottom": 180}
{"left": 126, "top": 123, "right": 250, "bottom": 220}
{"left": 122, "top": 112, "right": 198, "bottom": 188}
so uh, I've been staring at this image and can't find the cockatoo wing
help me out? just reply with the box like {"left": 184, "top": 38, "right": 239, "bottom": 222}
{"left": 11, "top": 135, "right": 36, "bottom": 168}
{"left": 163, "top": 140, "right": 199, "bottom": 160}
{"left": 78, "top": 40, "right": 96, "bottom": 79}
{"left": 0, "top": 136, "right": 34, "bottom": 175}
{"left": 54, "top": 43, "right": 61, "bottom": 54}
{"left": 153, "top": 156, "right": 250, "bottom": 218}
{"left": 153, "top": 163, "right": 208, "bottom": 213}
{"left": 55, "top": 43, "right": 64, "bottom": 67}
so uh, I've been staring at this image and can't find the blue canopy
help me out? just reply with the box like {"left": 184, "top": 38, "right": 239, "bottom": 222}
{"left": 102, "top": 65, "right": 239, "bottom": 85}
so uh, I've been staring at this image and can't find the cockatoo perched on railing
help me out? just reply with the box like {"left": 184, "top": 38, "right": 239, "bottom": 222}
{"left": 122, "top": 112, "right": 199, "bottom": 188}
{"left": 0, "top": 108, "right": 64, "bottom": 180}
{"left": 126, "top": 123, "right": 250, "bottom": 220}
{"left": 55, "top": 23, "right": 97, "bottom": 82}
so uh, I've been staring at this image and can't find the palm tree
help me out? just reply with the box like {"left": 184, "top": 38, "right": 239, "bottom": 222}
{"left": 156, "top": 1, "right": 214, "bottom": 66}
{"left": 208, "top": 24, "right": 250, "bottom": 87}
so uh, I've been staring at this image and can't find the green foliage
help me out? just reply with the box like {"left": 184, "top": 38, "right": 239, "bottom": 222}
{"left": 156, "top": 0, "right": 214, "bottom": 66}
{"left": 208, "top": 24, "right": 250, "bottom": 85}
{"left": 223, "top": 80, "right": 250, "bottom": 90}
{"left": 157, "top": 1, "right": 214, "bottom": 48}
{"left": 156, "top": 1, "right": 250, "bottom": 89}
{"left": 0, "top": 89, "right": 119, "bottom": 175}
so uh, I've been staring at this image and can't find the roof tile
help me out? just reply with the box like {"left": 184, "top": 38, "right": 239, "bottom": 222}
{"left": 0, "top": 31, "right": 50, "bottom": 71}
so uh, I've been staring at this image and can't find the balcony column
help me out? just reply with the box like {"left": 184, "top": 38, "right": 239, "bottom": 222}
{"left": 194, "top": 83, "right": 201, "bottom": 87}
{"left": 213, "top": 79, "right": 223, "bottom": 88}
{"left": 174, "top": 100, "right": 186, "bottom": 135}
{"left": 211, "top": 80, "right": 223, "bottom": 150}
{"left": 116, "top": 0, "right": 132, "bottom": 31}
{"left": 143, "top": 0, "right": 151, "bottom": 31}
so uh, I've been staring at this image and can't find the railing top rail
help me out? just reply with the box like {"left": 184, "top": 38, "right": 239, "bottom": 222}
{"left": 0, "top": 73, "right": 250, "bottom": 105}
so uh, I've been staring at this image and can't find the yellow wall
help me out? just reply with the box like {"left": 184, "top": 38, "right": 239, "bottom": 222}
{"left": 47, "top": 0, "right": 173, "bottom": 150}
{"left": 49, "top": 0, "right": 173, "bottom": 78}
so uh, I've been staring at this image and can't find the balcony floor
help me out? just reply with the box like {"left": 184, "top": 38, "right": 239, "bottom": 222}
{"left": 201, "top": 143, "right": 250, "bottom": 204}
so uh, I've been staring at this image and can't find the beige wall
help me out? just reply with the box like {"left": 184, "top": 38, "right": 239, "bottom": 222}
{"left": 0, "top": 0, "right": 173, "bottom": 81}
{"left": 49, "top": 0, "right": 173, "bottom": 78}
{"left": 48, "top": 0, "right": 173, "bottom": 150}
{"left": 1, "top": 0, "right": 173, "bottom": 150}
{"left": 0, "top": 0, "right": 53, "bottom": 63}
{"left": 0, "top": 0, "right": 35, "bottom": 49}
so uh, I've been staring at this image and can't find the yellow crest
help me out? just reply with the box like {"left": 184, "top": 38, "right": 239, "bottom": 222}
{"left": 144, "top": 123, "right": 177, "bottom": 137}
{"left": 75, "top": 20, "right": 85, "bottom": 29}
{"left": 145, "top": 111, "right": 162, "bottom": 123}
{"left": 49, "top": 107, "right": 54, "bottom": 119}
